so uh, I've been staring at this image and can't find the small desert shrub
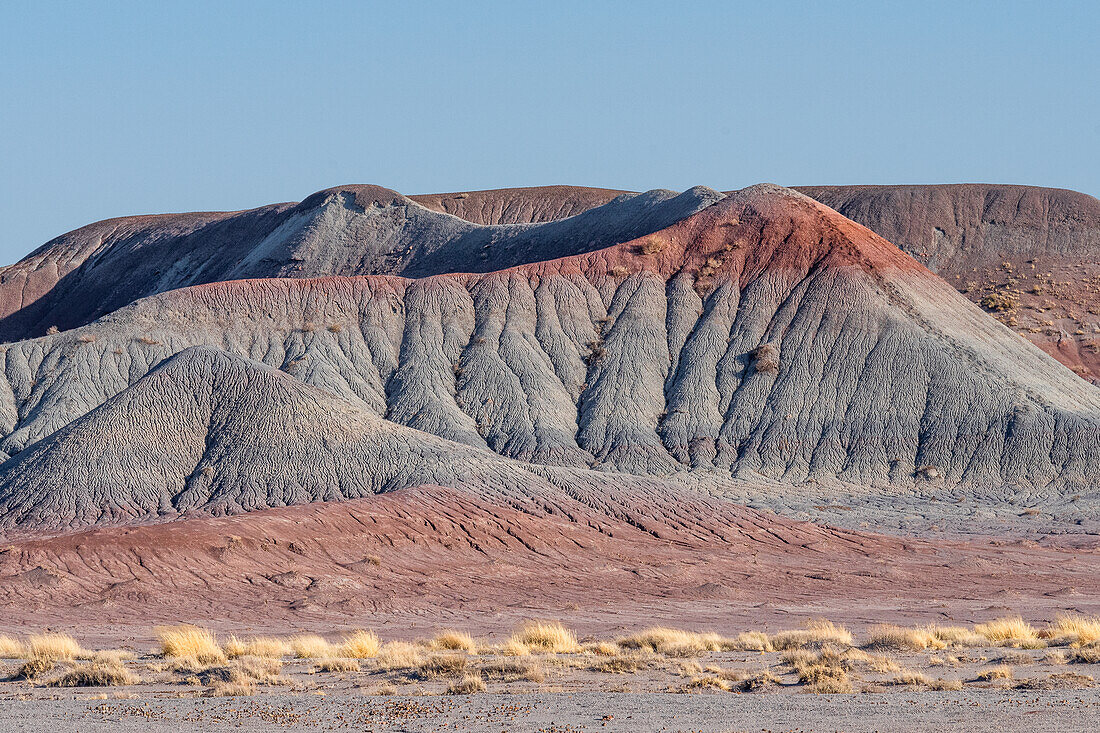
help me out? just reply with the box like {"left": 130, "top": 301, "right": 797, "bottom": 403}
{"left": 290, "top": 634, "right": 334, "bottom": 659}
{"left": 617, "top": 627, "right": 727, "bottom": 656}
{"left": 1015, "top": 672, "right": 1095, "bottom": 690}
{"left": 638, "top": 238, "right": 665, "bottom": 256}
{"left": 974, "top": 617, "right": 1041, "bottom": 647}
{"left": 929, "top": 677, "right": 964, "bottom": 691}
{"left": 375, "top": 641, "right": 424, "bottom": 671}
{"left": 771, "top": 619, "right": 853, "bottom": 650}
{"left": 980, "top": 292, "right": 1019, "bottom": 312}
{"left": 10, "top": 657, "right": 54, "bottom": 680}
{"left": 315, "top": 658, "right": 360, "bottom": 673}
{"left": 48, "top": 661, "right": 138, "bottom": 687}
{"left": 76, "top": 334, "right": 96, "bottom": 344}
{"left": 1042, "top": 614, "right": 1100, "bottom": 646}
{"left": 1070, "top": 647, "right": 1100, "bottom": 664}
{"left": 739, "top": 670, "right": 781, "bottom": 692}
{"left": 327, "top": 324, "right": 343, "bottom": 333}
{"left": 0, "top": 636, "right": 26, "bottom": 659}
{"left": 233, "top": 656, "right": 283, "bottom": 684}
{"left": 478, "top": 660, "right": 543, "bottom": 683}
{"left": 339, "top": 630, "right": 381, "bottom": 659}
{"left": 28, "top": 633, "right": 83, "bottom": 661}
{"left": 46, "top": 326, "right": 60, "bottom": 335}
{"left": 750, "top": 342, "right": 780, "bottom": 375}
{"left": 412, "top": 654, "right": 468, "bottom": 679}
{"left": 445, "top": 673, "right": 485, "bottom": 694}
{"left": 685, "top": 674, "right": 732, "bottom": 692}
{"left": 225, "top": 636, "right": 291, "bottom": 659}
{"left": 510, "top": 621, "right": 580, "bottom": 654}
{"left": 867, "top": 625, "right": 946, "bottom": 652}
{"left": 608, "top": 265, "right": 631, "bottom": 278}
{"left": 430, "top": 630, "right": 476, "bottom": 653}
{"left": 784, "top": 647, "right": 853, "bottom": 693}
{"left": 156, "top": 626, "right": 225, "bottom": 664}
{"left": 300, "top": 322, "right": 317, "bottom": 333}
{"left": 1044, "top": 650, "right": 1068, "bottom": 665}
{"left": 136, "top": 335, "right": 160, "bottom": 345}
{"left": 976, "top": 665, "right": 1014, "bottom": 681}
{"left": 997, "top": 651, "right": 1035, "bottom": 666}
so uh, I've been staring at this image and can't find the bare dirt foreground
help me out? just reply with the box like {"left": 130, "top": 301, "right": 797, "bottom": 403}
{"left": 0, "top": 690, "right": 1098, "bottom": 733}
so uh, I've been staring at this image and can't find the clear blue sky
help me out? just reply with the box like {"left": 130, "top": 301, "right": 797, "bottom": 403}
{"left": 2, "top": 1, "right": 1097, "bottom": 263}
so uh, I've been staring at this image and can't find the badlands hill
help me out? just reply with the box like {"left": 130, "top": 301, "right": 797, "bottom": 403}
{"left": 0, "top": 182, "right": 1096, "bottom": 542}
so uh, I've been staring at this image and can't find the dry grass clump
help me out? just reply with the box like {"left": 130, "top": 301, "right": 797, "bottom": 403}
{"left": 478, "top": 660, "right": 544, "bottom": 683}
{"left": 0, "top": 636, "right": 26, "bottom": 658}
{"left": 867, "top": 625, "right": 946, "bottom": 652}
{"left": 928, "top": 626, "right": 987, "bottom": 647}
{"left": 1015, "top": 672, "right": 1095, "bottom": 690}
{"left": 28, "top": 633, "right": 84, "bottom": 661}
{"left": 198, "top": 657, "right": 283, "bottom": 687}
{"left": 617, "top": 627, "right": 728, "bottom": 656}
{"left": 339, "top": 629, "right": 381, "bottom": 659}
{"left": 843, "top": 648, "right": 901, "bottom": 673}
{"left": 315, "top": 658, "right": 360, "bottom": 673}
{"left": 1070, "top": 647, "right": 1100, "bottom": 664}
{"left": 48, "top": 661, "right": 139, "bottom": 687}
{"left": 290, "top": 634, "right": 335, "bottom": 659}
{"left": 429, "top": 630, "right": 477, "bottom": 653}
{"left": 738, "top": 670, "right": 781, "bottom": 692}
{"left": 224, "top": 636, "right": 291, "bottom": 659}
{"left": 976, "top": 664, "right": 1014, "bottom": 681}
{"left": 446, "top": 673, "right": 485, "bottom": 694}
{"left": 375, "top": 641, "right": 424, "bottom": 671}
{"left": 584, "top": 641, "right": 620, "bottom": 657}
{"left": 727, "top": 631, "right": 772, "bottom": 652}
{"left": 638, "top": 238, "right": 665, "bottom": 256}
{"left": 974, "top": 617, "right": 1042, "bottom": 647}
{"left": 684, "top": 674, "right": 732, "bottom": 692}
{"left": 783, "top": 647, "right": 853, "bottom": 693}
{"left": 929, "top": 677, "right": 964, "bottom": 691}
{"left": 608, "top": 265, "right": 631, "bottom": 278}
{"left": 1042, "top": 614, "right": 1100, "bottom": 646}
{"left": 10, "top": 657, "right": 54, "bottom": 680}
{"left": 591, "top": 653, "right": 649, "bottom": 675}
{"left": 771, "top": 619, "right": 853, "bottom": 650}
{"left": 209, "top": 680, "right": 254, "bottom": 696}
{"left": 156, "top": 626, "right": 225, "bottom": 664}
{"left": 888, "top": 669, "right": 932, "bottom": 686}
{"left": 410, "top": 654, "right": 468, "bottom": 680}
{"left": 510, "top": 621, "right": 580, "bottom": 654}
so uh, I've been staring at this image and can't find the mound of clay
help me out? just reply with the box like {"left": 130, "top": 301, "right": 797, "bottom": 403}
{"left": 0, "top": 185, "right": 719, "bottom": 341}
{"left": 1, "top": 184, "right": 1099, "bottom": 524}
{"left": 797, "top": 184, "right": 1100, "bottom": 380}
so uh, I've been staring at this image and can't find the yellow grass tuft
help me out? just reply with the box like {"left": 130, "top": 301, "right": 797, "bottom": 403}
{"left": 224, "top": 636, "right": 291, "bottom": 659}
{"left": 156, "top": 626, "right": 225, "bottom": 664}
{"left": 771, "top": 619, "right": 853, "bottom": 650}
{"left": 1042, "top": 614, "right": 1100, "bottom": 646}
{"left": 510, "top": 621, "right": 580, "bottom": 654}
{"left": 584, "top": 641, "right": 621, "bottom": 657}
{"left": 977, "top": 664, "right": 1014, "bottom": 681}
{"left": 339, "top": 629, "right": 381, "bottom": 659}
{"left": 974, "top": 617, "right": 1042, "bottom": 647}
{"left": 375, "top": 641, "right": 424, "bottom": 671}
{"left": 867, "top": 625, "right": 947, "bottom": 651}
{"left": 290, "top": 634, "right": 335, "bottom": 659}
{"left": 727, "top": 631, "right": 772, "bottom": 652}
{"left": 617, "top": 628, "right": 727, "bottom": 656}
{"left": 446, "top": 673, "right": 486, "bottom": 694}
{"left": 0, "top": 635, "right": 27, "bottom": 659}
{"left": 429, "top": 630, "right": 477, "bottom": 653}
{"left": 928, "top": 625, "right": 987, "bottom": 647}
{"left": 28, "top": 633, "right": 84, "bottom": 661}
